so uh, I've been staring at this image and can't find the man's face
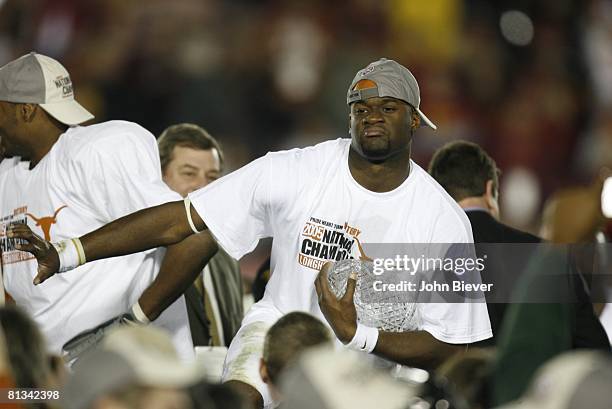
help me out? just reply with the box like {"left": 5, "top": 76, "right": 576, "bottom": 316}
{"left": 162, "top": 146, "right": 221, "bottom": 197}
{"left": 349, "top": 97, "right": 417, "bottom": 161}
{"left": 0, "top": 101, "right": 24, "bottom": 159}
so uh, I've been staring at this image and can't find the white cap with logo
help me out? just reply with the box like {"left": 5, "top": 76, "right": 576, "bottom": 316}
{"left": 347, "top": 58, "right": 436, "bottom": 130}
{"left": 0, "top": 52, "right": 94, "bottom": 125}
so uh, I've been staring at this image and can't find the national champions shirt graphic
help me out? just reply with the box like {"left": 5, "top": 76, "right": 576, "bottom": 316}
{"left": 298, "top": 216, "right": 368, "bottom": 270}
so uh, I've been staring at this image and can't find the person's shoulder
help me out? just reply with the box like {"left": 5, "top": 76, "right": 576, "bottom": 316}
{"left": 411, "top": 162, "right": 474, "bottom": 239}
{"left": 468, "top": 211, "right": 541, "bottom": 243}
{"left": 501, "top": 222, "right": 541, "bottom": 243}
{"left": 265, "top": 138, "right": 348, "bottom": 168}
{"left": 60, "top": 120, "right": 156, "bottom": 157}
{"left": 65, "top": 120, "right": 154, "bottom": 145}
{"left": 268, "top": 138, "right": 348, "bottom": 159}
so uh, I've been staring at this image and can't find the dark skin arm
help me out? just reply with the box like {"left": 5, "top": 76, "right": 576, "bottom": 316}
{"left": 7, "top": 200, "right": 205, "bottom": 282}
{"left": 139, "top": 231, "right": 217, "bottom": 319}
{"left": 7, "top": 200, "right": 210, "bottom": 319}
{"left": 314, "top": 263, "right": 463, "bottom": 370}
{"left": 374, "top": 331, "right": 463, "bottom": 369}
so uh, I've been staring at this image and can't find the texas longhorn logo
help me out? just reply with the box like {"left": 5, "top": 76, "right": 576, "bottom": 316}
{"left": 26, "top": 205, "right": 67, "bottom": 240}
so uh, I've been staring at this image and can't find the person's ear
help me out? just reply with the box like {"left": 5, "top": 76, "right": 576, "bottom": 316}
{"left": 485, "top": 180, "right": 496, "bottom": 200}
{"left": 411, "top": 109, "right": 420, "bottom": 130}
{"left": 18, "top": 104, "right": 37, "bottom": 123}
{"left": 485, "top": 179, "right": 500, "bottom": 217}
{"left": 259, "top": 358, "right": 270, "bottom": 384}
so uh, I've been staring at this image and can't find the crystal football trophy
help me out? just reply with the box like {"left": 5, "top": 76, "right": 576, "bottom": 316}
{"left": 327, "top": 259, "right": 419, "bottom": 332}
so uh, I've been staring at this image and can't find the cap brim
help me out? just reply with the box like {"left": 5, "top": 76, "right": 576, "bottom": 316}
{"left": 40, "top": 100, "right": 94, "bottom": 126}
{"left": 417, "top": 108, "right": 437, "bottom": 130}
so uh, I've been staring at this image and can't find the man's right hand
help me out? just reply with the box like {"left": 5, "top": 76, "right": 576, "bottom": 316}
{"left": 7, "top": 224, "right": 60, "bottom": 284}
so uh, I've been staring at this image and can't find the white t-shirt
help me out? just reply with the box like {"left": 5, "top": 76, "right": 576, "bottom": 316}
{"left": 190, "top": 138, "right": 492, "bottom": 344}
{"left": 0, "top": 120, "right": 193, "bottom": 358}
{"left": 600, "top": 303, "right": 612, "bottom": 346}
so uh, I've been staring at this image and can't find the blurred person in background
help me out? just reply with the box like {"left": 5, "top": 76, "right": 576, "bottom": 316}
{"left": 428, "top": 140, "right": 540, "bottom": 344}
{"left": 0, "top": 326, "right": 26, "bottom": 409}
{"left": 0, "top": 306, "right": 53, "bottom": 409}
{"left": 497, "top": 351, "right": 612, "bottom": 409}
{"left": 0, "top": 307, "right": 52, "bottom": 391}
{"left": 279, "top": 344, "right": 437, "bottom": 409}
{"left": 259, "top": 312, "right": 333, "bottom": 407}
{"left": 11, "top": 58, "right": 492, "bottom": 409}
{"left": 63, "top": 325, "right": 201, "bottom": 409}
{"left": 188, "top": 382, "right": 248, "bottom": 409}
{"left": 0, "top": 52, "right": 212, "bottom": 362}
{"left": 158, "top": 123, "right": 243, "bottom": 348}
{"left": 493, "top": 177, "right": 611, "bottom": 406}
{"left": 436, "top": 348, "right": 495, "bottom": 409}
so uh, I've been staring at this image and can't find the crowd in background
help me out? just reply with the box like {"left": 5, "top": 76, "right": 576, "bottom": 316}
{"left": 1, "top": 1, "right": 612, "bottom": 408}
{"left": 1, "top": 0, "right": 611, "bottom": 235}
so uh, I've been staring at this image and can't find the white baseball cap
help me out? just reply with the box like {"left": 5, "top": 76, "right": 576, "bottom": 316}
{"left": 280, "top": 345, "right": 417, "bottom": 409}
{"left": 498, "top": 351, "right": 612, "bottom": 409}
{"left": 347, "top": 58, "right": 437, "bottom": 130}
{"left": 63, "top": 326, "right": 204, "bottom": 409}
{"left": 0, "top": 52, "right": 94, "bottom": 125}
{"left": 101, "top": 325, "right": 204, "bottom": 388}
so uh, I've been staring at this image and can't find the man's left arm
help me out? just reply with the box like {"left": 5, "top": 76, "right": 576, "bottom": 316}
{"left": 314, "top": 263, "right": 463, "bottom": 370}
{"left": 138, "top": 230, "right": 218, "bottom": 320}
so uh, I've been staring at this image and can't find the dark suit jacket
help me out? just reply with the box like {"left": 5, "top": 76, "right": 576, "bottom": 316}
{"left": 467, "top": 209, "right": 540, "bottom": 244}
{"left": 184, "top": 248, "right": 244, "bottom": 347}
{"left": 466, "top": 209, "right": 540, "bottom": 346}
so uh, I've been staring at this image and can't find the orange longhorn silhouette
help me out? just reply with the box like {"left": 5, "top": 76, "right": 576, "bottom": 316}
{"left": 26, "top": 205, "right": 67, "bottom": 241}
{"left": 353, "top": 235, "right": 373, "bottom": 262}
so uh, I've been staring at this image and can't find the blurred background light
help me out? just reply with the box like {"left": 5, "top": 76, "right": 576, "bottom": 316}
{"left": 500, "top": 10, "right": 534, "bottom": 46}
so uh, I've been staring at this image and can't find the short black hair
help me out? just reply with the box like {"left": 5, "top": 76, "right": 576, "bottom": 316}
{"left": 428, "top": 140, "right": 500, "bottom": 201}
{"left": 158, "top": 123, "right": 224, "bottom": 171}
{"left": 263, "top": 312, "right": 332, "bottom": 385}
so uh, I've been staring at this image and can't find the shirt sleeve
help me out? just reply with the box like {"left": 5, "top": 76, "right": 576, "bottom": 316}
{"left": 188, "top": 154, "right": 274, "bottom": 260}
{"left": 76, "top": 125, "right": 181, "bottom": 222}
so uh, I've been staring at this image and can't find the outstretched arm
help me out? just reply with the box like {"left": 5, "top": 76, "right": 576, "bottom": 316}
{"left": 7, "top": 200, "right": 206, "bottom": 285}
{"left": 314, "top": 263, "right": 463, "bottom": 370}
{"left": 80, "top": 200, "right": 204, "bottom": 260}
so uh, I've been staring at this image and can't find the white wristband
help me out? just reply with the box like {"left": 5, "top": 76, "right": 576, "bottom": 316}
{"left": 346, "top": 323, "right": 379, "bottom": 353}
{"left": 184, "top": 198, "right": 203, "bottom": 234}
{"left": 131, "top": 302, "right": 150, "bottom": 324}
{"left": 51, "top": 238, "right": 86, "bottom": 273}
